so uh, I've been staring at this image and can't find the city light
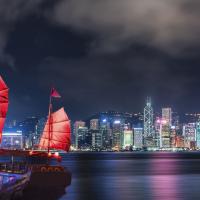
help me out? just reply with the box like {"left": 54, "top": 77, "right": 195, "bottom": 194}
{"left": 156, "top": 119, "right": 167, "bottom": 124}
{"left": 114, "top": 120, "right": 120, "bottom": 124}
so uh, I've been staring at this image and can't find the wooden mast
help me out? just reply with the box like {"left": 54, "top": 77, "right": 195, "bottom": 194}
{"left": 47, "top": 90, "right": 52, "bottom": 154}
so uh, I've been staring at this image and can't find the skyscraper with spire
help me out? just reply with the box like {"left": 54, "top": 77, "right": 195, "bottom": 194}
{"left": 143, "top": 97, "right": 154, "bottom": 147}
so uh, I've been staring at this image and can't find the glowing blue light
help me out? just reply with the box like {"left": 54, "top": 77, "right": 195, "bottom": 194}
{"left": 114, "top": 120, "right": 121, "bottom": 124}
{"left": 103, "top": 119, "right": 107, "bottom": 122}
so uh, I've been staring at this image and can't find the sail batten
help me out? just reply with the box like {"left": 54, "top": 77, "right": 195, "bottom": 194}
{"left": 0, "top": 76, "right": 9, "bottom": 143}
{"left": 39, "top": 107, "right": 71, "bottom": 152}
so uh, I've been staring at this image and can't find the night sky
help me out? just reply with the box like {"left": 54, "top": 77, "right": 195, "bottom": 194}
{"left": 0, "top": 0, "right": 200, "bottom": 121}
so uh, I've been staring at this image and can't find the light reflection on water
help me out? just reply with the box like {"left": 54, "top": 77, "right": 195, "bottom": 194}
{"left": 61, "top": 153, "right": 200, "bottom": 200}
{"left": 149, "top": 159, "right": 180, "bottom": 200}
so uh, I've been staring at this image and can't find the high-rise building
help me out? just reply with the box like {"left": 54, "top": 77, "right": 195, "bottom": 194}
{"left": 174, "top": 135, "right": 185, "bottom": 148}
{"left": 90, "top": 119, "right": 99, "bottom": 130}
{"left": 91, "top": 130, "right": 102, "bottom": 149}
{"left": 144, "top": 97, "right": 154, "bottom": 146}
{"left": 162, "top": 108, "right": 172, "bottom": 126}
{"left": 196, "top": 122, "right": 200, "bottom": 149}
{"left": 134, "top": 128, "right": 143, "bottom": 148}
{"left": 112, "top": 120, "right": 123, "bottom": 149}
{"left": 73, "top": 121, "right": 86, "bottom": 148}
{"left": 183, "top": 123, "right": 196, "bottom": 149}
{"left": 170, "top": 126, "right": 177, "bottom": 148}
{"left": 122, "top": 130, "right": 133, "bottom": 149}
{"left": 77, "top": 127, "right": 89, "bottom": 149}
{"left": 17, "top": 117, "right": 38, "bottom": 148}
{"left": 1, "top": 131, "right": 23, "bottom": 149}
{"left": 154, "top": 117, "right": 162, "bottom": 147}
{"left": 100, "top": 119, "right": 112, "bottom": 149}
{"left": 161, "top": 108, "right": 172, "bottom": 148}
{"left": 90, "top": 119, "right": 102, "bottom": 149}
{"left": 36, "top": 117, "right": 46, "bottom": 145}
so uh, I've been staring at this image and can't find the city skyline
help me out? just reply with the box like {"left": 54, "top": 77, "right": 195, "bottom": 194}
{"left": 3, "top": 104, "right": 200, "bottom": 151}
{"left": 3, "top": 94, "right": 200, "bottom": 122}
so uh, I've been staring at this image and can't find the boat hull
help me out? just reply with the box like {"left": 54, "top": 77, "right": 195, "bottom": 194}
{"left": 23, "top": 165, "right": 71, "bottom": 200}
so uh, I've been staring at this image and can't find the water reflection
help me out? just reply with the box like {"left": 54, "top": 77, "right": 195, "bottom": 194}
{"left": 60, "top": 153, "right": 200, "bottom": 200}
{"left": 149, "top": 158, "right": 181, "bottom": 200}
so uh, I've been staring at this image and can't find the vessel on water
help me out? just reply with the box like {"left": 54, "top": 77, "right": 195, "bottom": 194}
{"left": 27, "top": 87, "right": 71, "bottom": 188}
{"left": 0, "top": 76, "right": 71, "bottom": 198}
{"left": 0, "top": 76, "right": 31, "bottom": 199}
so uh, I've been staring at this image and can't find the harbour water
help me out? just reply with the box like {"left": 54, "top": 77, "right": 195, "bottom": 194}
{"left": 2, "top": 152, "right": 200, "bottom": 200}
{"left": 48, "top": 152, "right": 200, "bottom": 200}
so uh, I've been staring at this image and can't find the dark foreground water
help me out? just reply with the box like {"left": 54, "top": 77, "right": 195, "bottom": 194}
{"left": 3, "top": 152, "right": 200, "bottom": 200}
{"left": 56, "top": 152, "right": 200, "bottom": 200}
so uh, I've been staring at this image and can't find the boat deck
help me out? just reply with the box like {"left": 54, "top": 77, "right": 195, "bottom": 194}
{"left": 0, "top": 163, "right": 31, "bottom": 199}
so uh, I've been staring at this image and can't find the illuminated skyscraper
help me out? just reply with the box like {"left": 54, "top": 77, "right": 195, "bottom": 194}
{"left": 112, "top": 120, "right": 123, "bottom": 149}
{"left": 91, "top": 130, "right": 102, "bottom": 149}
{"left": 162, "top": 108, "right": 172, "bottom": 126}
{"left": 144, "top": 97, "right": 154, "bottom": 146}
{"left": 183, "top": 123, "right": 196, "bottom": 149}
{"left": 77, "top": 127, "right": 89, "bottom": 149}
{"left": 122, "top": 130, "right": 133, "bottom": 149}
{"left": 73, "top": 121, "right": 86, "bottom": 148}
{"left": 161, "top": 108, "right": 172, "bottom": 147}
{"left": 100, "top": 119, "right": 112, "bottom": 149}
{"left": 134, "top": 128, "right": 143, "bottom": 148}
{"left": 17, "top": 117, "right": 38, "bottom": 148}
{"left": 196, "top": 122, "right": 200, "bottom": 149}
{"left": 1, "top": 131, "right": 23, "bottom": 149}
{"left": 90, "top": 119, "right": 99, "bottom": 130}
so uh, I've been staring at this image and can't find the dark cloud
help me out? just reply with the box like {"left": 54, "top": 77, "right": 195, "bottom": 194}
{"left": 52, "top": 0, "right": 200, "bottom": 55}
{"left": 0, "top": 0, "right": 46, "bottom": 67}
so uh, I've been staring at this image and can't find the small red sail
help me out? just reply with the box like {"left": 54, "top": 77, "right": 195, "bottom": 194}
{"left": 0, "top": 76, "right": 9, "bottom": 143}
{"left": 39, "top": 107, "right": 71, "bottom": 152}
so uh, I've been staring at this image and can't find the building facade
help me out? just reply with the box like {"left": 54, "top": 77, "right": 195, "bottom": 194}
{"left": 73, "top": 121, "right": 86, "bottom": 148}
{"left": 1, "top": 131, "right": 23, "bottom": 149}
{"left": 183, "top": 123, "right": 196, "bottom": 149}
{"left": 144, "top": 97, "right": 154, "bottom": 146}
{"left": 134, "top": 128, "right": 143, "bottom": 148}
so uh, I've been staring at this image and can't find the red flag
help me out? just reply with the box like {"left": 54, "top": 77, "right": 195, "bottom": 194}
{"left": 51, "top": 88, "right": 61, "bottom": 98}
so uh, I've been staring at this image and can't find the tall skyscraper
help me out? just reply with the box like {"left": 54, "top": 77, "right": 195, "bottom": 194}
{"left": 17, "top": 117, "right": 38, "bottom": 148}
{"left": 100, "top": 119, "right": 112, "bottom": 149}
{"left": 144, "top": 97, "right": 154, "bottom": 146}
{"left": 36, "top": 117, "right": 46, "bottom": 144}
{"left": 162, "top": 108, "right": 172, "bottom": 126}
{"left": 134, "top": 128, "right": 143, "bottom": 148}
{"left": 112, "top": 120, "right": 123, "bottom": 149}
{"left": 73, "top": 121, "right": 86, "bottom": 148}
{"left": 122, "top": 130, "right": 133, "bottom": 149}
{"left": 161, "top": 108, "right": 172, "bottom": 148}
{"left": 91, "top": 130, "right": 102, "bottom": 149}
{"left": 90, "top": 119, "right": 99, "bottom": 130}
{"left": 196, "top": 122, "right": 200, "bottom": 149}
{"left": 77, "top": 127, "right": 89, "bottom": 149}
{"left": 183, "top": 123, "right": 196, "bottom": 149}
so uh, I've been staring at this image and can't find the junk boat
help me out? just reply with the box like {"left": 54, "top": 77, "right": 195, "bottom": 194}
{"left": 0, "top": 76, "right": 31, "bottom": 199}
{"left": 0, "top": 75, "right": 71, "bottom": 198}
{"left": 26, "top": 87, "right": 71, "bottom": 189}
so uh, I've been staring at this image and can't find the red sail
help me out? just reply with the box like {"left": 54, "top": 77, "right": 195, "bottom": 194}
{"left": 39, "top": 107, "right": 71, "bottom": 152}
{"left": 0, "top": 76, "right": 9, "bottom": 142}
